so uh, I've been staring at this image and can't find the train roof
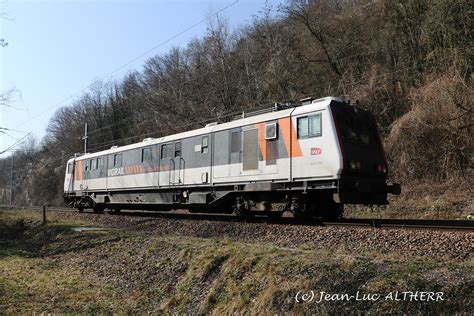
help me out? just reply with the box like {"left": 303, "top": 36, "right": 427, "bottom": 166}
{"left": 72, "top": 96, "right": 342, "bottom": 161}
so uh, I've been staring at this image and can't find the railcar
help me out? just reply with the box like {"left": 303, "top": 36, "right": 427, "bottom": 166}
{"left": 63, "top": 96, "right": 400, "bottom": 219}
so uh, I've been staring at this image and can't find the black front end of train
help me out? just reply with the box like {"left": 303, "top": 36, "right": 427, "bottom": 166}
{"left": 331, "top": 102, "right": 401, "bottom": 206}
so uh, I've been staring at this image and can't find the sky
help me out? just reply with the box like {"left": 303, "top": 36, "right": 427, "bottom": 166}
{"left": 0, "top": 0, "right": 282, "bottom": 156}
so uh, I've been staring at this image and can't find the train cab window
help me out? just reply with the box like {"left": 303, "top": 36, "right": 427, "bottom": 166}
{"left": 142, "top": 147, "right": 152, "bottom": 162}
{"left": 174, "top": 142, "right": 181, "bottom": 157}
{"left": 114, "top": 154, "right": 122, "bottom": 167}
{"left": 90, "top": 158, "right": 97, "bottom": 170}
{"left": 201, "top": 136, "right": 209, "bottom": 154}
{"left": 161, "top": 143, "right": 172, "bottom": 159}
{"left": 297, "top": 114, "right": 321, "bottom": 139}
{"left": 67, "top": 163, "right": 73, "bottom": 174}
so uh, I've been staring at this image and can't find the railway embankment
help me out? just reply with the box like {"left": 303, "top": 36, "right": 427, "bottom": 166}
{"left": 1, "top": 209, "right": 472, "bottom": 314}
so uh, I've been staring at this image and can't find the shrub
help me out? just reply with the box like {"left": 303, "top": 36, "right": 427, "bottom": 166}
{"left": 386, "top": 69, "right": 472, "bottom": 181}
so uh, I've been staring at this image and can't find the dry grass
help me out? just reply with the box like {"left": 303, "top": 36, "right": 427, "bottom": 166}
{"left": 0, "top": 210, "right": 472, "bottom": 314}
{"left": 386, "top": 69, "right": 472, "bottom": 181}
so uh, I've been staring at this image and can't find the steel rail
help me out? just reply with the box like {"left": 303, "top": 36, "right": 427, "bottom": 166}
{"left": 1, "top": 205, "right": 473, "bottom": 232}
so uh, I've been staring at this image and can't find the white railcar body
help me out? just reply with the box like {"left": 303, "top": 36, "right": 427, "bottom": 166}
{"left": 63, "top": 97, "right": 400, "bottom": 218}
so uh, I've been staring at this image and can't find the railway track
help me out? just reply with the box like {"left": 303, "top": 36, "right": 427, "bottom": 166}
{"left": 2, "top": 205, "right": 473, "bottom": 232}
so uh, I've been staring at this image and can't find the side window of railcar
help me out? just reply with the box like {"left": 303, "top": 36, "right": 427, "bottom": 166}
{"left": 201, "top": 136, "right": 209, "bottom": 154}
{"left": 90, "top": 158, "right": 96, "bottom": 170}
{"left": 84, "top": 160, "right": 88, "bottom": 171}
{"left": 114, "top": 154, "right": 122, "bottom": 167}
{"left": 161, "top": 144, "right": 172, "bottom": 159}
{"left": 297, "top": 114, "right": 322, "bottom": 139}
{"left": 174, "top": 142, "right": 181, "bottom": 157}
{"left": 266, "top": 140, "right": 277, "bottom": 165}
{"left": 97, "top": 157, "right": 103, "bottom": 169}
{"left": 231, "top": 132, "right": 240, "bottom": 153}
{"left": 142, "top": 147, "right": 152, "bottom": 162}
{"left": 67, "top": 163, "right": 73, "bottom": 174}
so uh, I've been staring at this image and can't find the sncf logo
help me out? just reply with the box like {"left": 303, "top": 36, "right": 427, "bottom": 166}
{"left": 311, "top": 147, "right": 322, "bottom": 155}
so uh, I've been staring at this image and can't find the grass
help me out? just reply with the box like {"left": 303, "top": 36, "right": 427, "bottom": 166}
{"left": 0, "top": 210, "right": 472, "bottom": 314}
{"left": 0, "top": 213, "right": 138, "bottom": 313}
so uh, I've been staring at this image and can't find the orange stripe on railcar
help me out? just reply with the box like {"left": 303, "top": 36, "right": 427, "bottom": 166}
{"left": 255, "top": 122, "right": 267, "bottom": 160}
{"left": 77, "top": 160, "right": 83, "bottom": 181}
{"left": 278, "top": 117, "right": 303, "bottom": 157}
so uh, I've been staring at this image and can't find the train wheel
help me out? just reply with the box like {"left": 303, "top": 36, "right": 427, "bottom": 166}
{"left": 235, "top": 206, "right": 253, "bottom": 218}
{"left": 93, "top": 205, "right": 104, "bottom": 214}
{"left": 233, "top": 197, "right": 253, "bottom": 218}
{"left": 290, "top": 197, "right": 314, "bottom": 220}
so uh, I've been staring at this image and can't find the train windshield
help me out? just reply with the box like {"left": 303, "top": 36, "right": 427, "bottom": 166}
{"left": 333, "top": 106, "right": 380, "bottom": 148}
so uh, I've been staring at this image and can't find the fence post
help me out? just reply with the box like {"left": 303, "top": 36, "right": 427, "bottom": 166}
{"left": 42, "top": 205, "right": 46, "bottom": 225}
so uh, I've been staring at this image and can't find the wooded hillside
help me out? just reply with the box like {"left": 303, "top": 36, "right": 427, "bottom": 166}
{"left": 1, "top": 0, "right": 471, "bottom": 206}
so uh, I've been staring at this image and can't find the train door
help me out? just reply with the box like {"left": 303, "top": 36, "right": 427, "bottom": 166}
{"left": 229, "top": 128, "right": 241, "bottom": 176}
{"left": 212, "top": 130, "right": 230, "bottom": 179}
{"left": 87, "top": 157, "right": 102, "bottom": 190}
{"left": 242, "top": 127, "right": 260, "bottom": 175}
{"left": 82, "top": 159, "right": 90, "bottom": 191}
{"left": 171, "top": 141, "right": 184, "bottom": 185}
{"left": 64, "top": 160, "right": 75, "bottom": 193}
{"left": 159, "top": 142, "right": 173, "bottom": 186}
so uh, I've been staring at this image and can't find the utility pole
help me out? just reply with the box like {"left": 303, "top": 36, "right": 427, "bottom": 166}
{"left": 9, "top": 154, "right": 13, "bottom": 206}
{"left": 82, "top": 123, "right": 88, "bottom": 154}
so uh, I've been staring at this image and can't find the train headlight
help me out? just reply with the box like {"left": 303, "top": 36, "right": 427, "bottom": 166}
{"left": 350, "top": 161, "right": 361, "bottom": 172}
{"left": 376, "top": 164, "right": 387, "bottom": 174}
{"left": 350, "top": 160, "right": 357, "bottom": 171}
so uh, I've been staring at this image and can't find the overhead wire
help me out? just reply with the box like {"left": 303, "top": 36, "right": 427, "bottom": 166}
{"left": 5, "top": 36, "right": 469, "bottom": 159}
{"left": 13, "top": 0, "right": 240, "bottom": 131}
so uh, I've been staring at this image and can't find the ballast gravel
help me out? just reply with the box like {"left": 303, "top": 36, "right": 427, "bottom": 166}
{"left": 52, "top": 210, "right": 473, "bottom": 260}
